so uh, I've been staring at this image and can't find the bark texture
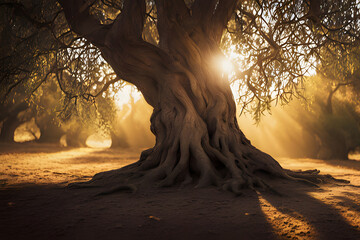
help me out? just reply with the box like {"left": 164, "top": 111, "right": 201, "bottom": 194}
{"left": 59, "top": 0, "right": 348, "bottom": 194}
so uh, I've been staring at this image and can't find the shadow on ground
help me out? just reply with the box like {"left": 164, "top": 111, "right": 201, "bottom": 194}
{"left": 0, "top": 143, "right": 360, "bottom": 239}
{"left": 0, "top": 181, "right": 360, "bottom": 240}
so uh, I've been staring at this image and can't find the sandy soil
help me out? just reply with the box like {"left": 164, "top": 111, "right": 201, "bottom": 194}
{"left": 0, "top": 142, "right": 359, "bottom": 240}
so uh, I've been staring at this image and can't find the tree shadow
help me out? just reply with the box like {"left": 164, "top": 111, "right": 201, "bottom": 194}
{"left": 260, "top": 181, "right": 360, "bottom": 239}
{"left": 0, "top": 184, "right": 277, "bottom": 240}
{"left": 332, "top": 195, "right": 360, "bottom": 212}
{"left": 1, "top": 175, "right": 360, "bottom": 240}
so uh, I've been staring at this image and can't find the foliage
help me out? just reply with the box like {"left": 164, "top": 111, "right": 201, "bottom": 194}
{"left": 0, "top": 0, "right": 119, "bottom": 113}
{"left": 294, "top": 75, "right": 360, "bottom": 159}
{"left": 0, "top": 0, "right": 359, "bottom": 120}
{"left": 224, "top": 0, "right": 360, "bottom": 120}
{"left": 318, "top": 42, "right": 360, "bottom": 102}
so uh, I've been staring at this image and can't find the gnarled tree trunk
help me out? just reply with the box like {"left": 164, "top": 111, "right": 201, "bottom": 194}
{"left": 59, "top": 0, "right": 345, "bottom": 194}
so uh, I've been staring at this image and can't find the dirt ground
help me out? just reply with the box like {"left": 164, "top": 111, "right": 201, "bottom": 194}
{"left": 0, "top": 142, "right": 359, "bottom": 240}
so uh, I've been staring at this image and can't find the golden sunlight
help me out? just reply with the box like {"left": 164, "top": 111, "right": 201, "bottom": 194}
{"left": 258, "top": 194, "right": 316, "bottom": 239}
{"left": 86, "top": 132, "right": 112, "bottom": 148}
{"left": 114, "top": 84, "right": 142, "bottom": 109}
{"left": 309, "top": 191, "right": 360, "bottom": 230}
{"left": 223, "top": 43, "right": 244, "bottom": 101}
{"left": 14, "top": 118, "right": 40, "bottom": 142}
{"left": 219, "top": 56, "right": 234, "bottom": 74}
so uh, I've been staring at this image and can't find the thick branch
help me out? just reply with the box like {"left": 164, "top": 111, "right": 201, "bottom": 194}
{"left": 57, "top": 0, "right": 111, "bottom": 46}
{"left": 325, "top": 81, "right": 353, "bottom": 114}
{"left": 109, "top": 0, "right": 146, "bottom": 40}
{"left": 0, "top": 2, "right": 60, "bottom": 29}
{"left": 307, "top": 0, "right": 321, "bottom": 24}
{"left": 155, "top": 0, "right": 191, "bottom": 49}
{"left": 192, "top": 0, "right": 218, "bottom": 28}
{"left": 211, "top": 0, "right": 239, "bottom": 42}
{"left": 192, "top": 0, "right": 238, "bottom": 42}
{"left": 155, "top": 0, "right": 190, "bottom": 24}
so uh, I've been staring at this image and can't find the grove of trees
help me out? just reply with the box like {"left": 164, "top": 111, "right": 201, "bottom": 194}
{"left": 1, "top": 0, "right": 359, "bottom": 194}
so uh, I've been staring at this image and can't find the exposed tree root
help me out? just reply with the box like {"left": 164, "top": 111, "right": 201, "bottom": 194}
{"left": 285, "top": 169, "right": 350, "bottom": 184}
{"left": 67, "top": 143, "right": 349, "bottom": 197}
{"left": 66, "top": 77, "right": 350, "bottom": 196}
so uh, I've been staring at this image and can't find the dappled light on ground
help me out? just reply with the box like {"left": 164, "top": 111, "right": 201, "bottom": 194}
{"left": 0, "top": 143, "right": 140, "bottom": 186}
{"left": 277, "top": 157, "right": 360, "bottom": 186}
{"left": 276, "top": 157, "right": 360, "bottom": 236}
{"left": 0, "top": 143, "right": 359, "bottom": 189}
{"left": 86, "top": 133, "right": 112, "bottom": 148}
{"left": 308, "top": 189, "right": 360, "bottom": 230}
{"left": 0, "top": 143, "right": 360, "bottom": 239}
{"left": 258, "top": 193, "right": 315, "bottom": 239}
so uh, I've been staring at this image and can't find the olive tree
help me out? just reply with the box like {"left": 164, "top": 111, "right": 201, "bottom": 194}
{"left": 1, "top": 0, "right": 359, "bottom": 193}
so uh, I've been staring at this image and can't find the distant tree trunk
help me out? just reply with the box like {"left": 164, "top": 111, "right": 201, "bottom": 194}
{"left": 110, "top": 130, "right": 129, "bottom": 149}
{"left": 66, "top": 129, "right": 89, "bottom": 147}
{"left": 35, "top": 117, "right": 65, "bottom": 144}
{"left": 318, "top": 138, "right": 349, "bottom": 160}
{"left": 315, "top": 86, "right": 352, "bottom": 160}
{"left": 0, "top": 102, "right": 28, "bottom": 142}
{"left": 37, "top": 124, "right": 65, "bottom": 144}
{"left": 0, "top": 117, "right": 20, "bottom": 142}
{"left": 60, "top": 0, "right": 340, "bottom": 193}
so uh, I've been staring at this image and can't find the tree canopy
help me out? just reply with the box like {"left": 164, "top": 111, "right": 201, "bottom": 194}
{"left": 1, "top": 0, "right": 359, "bottom": 118}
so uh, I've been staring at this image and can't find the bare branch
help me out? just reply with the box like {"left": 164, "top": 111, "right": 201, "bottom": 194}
{"left": 94, "top": 76, "right": 120, "bottom": 98}
{"left": 154, "top": 0, "right": 192, "bottom": 49}
{"left": 0, "top": 2, "right": 61, "bottom": 29}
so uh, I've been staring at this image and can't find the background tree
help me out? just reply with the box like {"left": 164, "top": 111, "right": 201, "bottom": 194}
{"left": 0, "top": 97, "right": 29, "bottom": 142}
{"left": 1, "top": 0, "right": 359, "bottom": 194}
{"left": 295, "top": 44, "right": 360, "bottom": 160}
{"left": 29, "top": 77, "right": 66, "bottom": 143}
{"left": 0, "top": 84, "right": 30, "bottom": 143}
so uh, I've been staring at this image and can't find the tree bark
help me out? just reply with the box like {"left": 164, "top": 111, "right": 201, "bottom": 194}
{"left": 59, "top": 0, "right": 347, "bottom": 194}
